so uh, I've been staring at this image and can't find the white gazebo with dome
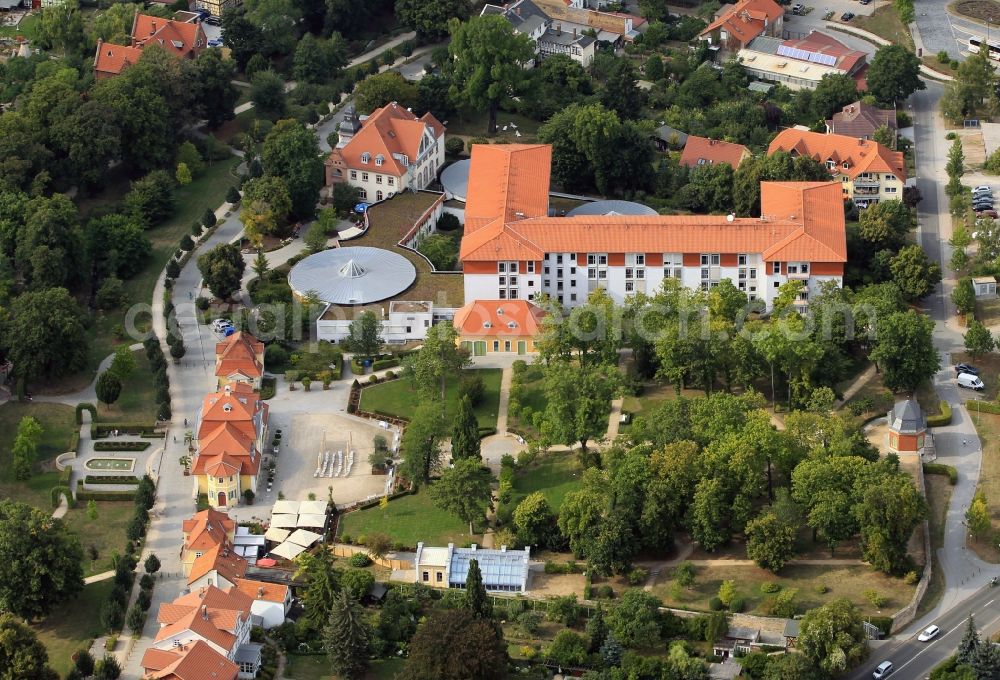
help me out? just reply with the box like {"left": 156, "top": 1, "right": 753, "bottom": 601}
{"left": 288, "top": 246, "right": 417, "bottom": 305}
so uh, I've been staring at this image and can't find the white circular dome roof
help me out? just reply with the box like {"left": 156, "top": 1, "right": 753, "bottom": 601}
{"left": 288, "top": 247, "right": 416, "bottom": 305}
{"left": 566, "top": 200, "right": 658, "bottom": 217}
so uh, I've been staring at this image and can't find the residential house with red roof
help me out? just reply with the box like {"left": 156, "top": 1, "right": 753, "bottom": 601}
{"left": 324, "top": 102, "right": 445, "bottom": 203}
{"left": 767, "top": 128, "right": 906, "bottom": 207}
{"left": 233, "top": 578, "right": 292, "bottom": 629}
{"left": 188, "top": 543, "right": 248, "bottom": 591}
{"left": 143, "top": 585, "right": 261, "bottom": 678}
{"left": 453, "top": 299, "right": 549, "bottom": 355}
{"left": 193, "top": 383, "right": 268, "bottom": 508}
{"left": 141, "top": 640, "right": 238, "bottom": 680}
{"left": 737, "top": 31, "right": 868, "bottom": 91}
{"left": 679, "top": 135, "right": 751, "bottom": 169}
{"left": 699, "top": 0, "right": 783, "bottom": 51}
{"left": 181, "top": 508, "right": 236, "bottom": 576}
{"left": 826, "top": 101, "right": 898, "bottom": 142}
{"left": 215, "top": 332, "right": 264, "bottom": 390}
{"left": 93, "top": 13, "right": 206, "bottom": 79}
{"left": 459, "top": 143, "right": 847, "bottom": 310}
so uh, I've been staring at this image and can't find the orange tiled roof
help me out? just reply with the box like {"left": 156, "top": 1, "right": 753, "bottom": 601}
{"left": 142, "top": 640, "right": 238, "bottom": 680}
{"left": 215, "top": 332, "right": 264, "bottom": 380}
{"left": 187, "top": 544, "right": 248, "bottom": 586}
{"left": 131, "top": 14, "right": 206, "bottom": 58}
{"left": 93, "top": 40, "right": 144, "bottom": 76}
{"left": 182, "top": 509, "right": 235, "bottom": 552}
{"left": 197, "top": 422, "right": 256, "bottom": 459}
{"left": 234, "top": 577, "right": 290, "bottom": 603}
{"left": 767, "top": 128, "right": 906, "bottom": 181}
{"left": 203, "top": 454, "right": 243, "bottom": 478}
{"left": 679, "top": 135, "right": 750, "bottom": 168}
{"left": 699, "top": 0, "right": 783, "bottom": 45}
{"left": 453, "top": 300, "right": 549, "bottom": 337}
{"left": 461, "top": 181, "right": 846, "bottom": 263}
{"left": 464, "top": 144, "right": 552, "bottom": 233}
{"left": 333, "top": 102, "right": 444, "bottom": 178}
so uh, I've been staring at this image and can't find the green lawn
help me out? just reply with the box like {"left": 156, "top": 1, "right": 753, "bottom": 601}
{"left": 509, "top": 364, "right": 547, "bottom": 437}
{"left": 851, "top": 5, "right": 914, "bottom": 51}
{"left": 95, "top": 353, "right": 159, "bottom": 422}
{"left": 60, "top": 501, "right": 134, "bottom": 577}
{"left": 359, "top": 369, "right": 502, "bottom": 430}
{"left": 34, "top": 579, "right": 115, "bottom": 677}
{"left": 284, "top": 654, "right": 405, "bottom": 680}
{"left": 338, "top": 488, "right": 471, "bottom": 547}
{"left": 509, "top": 450, "right": 583, "bottom": 512}
{"left": 0, "top": 11, "right": 39, "bottom": 39}
{"left": 0, "top": 403, "right": 76, "bottom": 509}
{"left": 445, "top": 110, "right": 543, "bottom": 142}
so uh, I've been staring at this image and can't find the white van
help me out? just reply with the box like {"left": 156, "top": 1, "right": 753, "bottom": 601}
{"left": 958, "top": 372, "right": 985, "bottom": 391}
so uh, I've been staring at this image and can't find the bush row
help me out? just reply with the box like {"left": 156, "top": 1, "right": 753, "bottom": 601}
{"left": 75, "top": 403, "right": 97, "bottom": 425}
{"left": 75, "top": 483, "right": 137, "bottom": 501}
{"left": 84, "top": 475, "right": 142, "bottom": 485}
{"left": 923, "top": 463, "right": 958, "bottom": 485}
{"left": 92, "top": 423, "right": 160, "bottom": 439}
{"left": 966, "top": 399, "right": 1000, "bottom": 415}
{"left": 93, "top": 441, "right": 151, "bottom": 451}
{"left": 926, "top": 401, "right": 952, "bottom": 427}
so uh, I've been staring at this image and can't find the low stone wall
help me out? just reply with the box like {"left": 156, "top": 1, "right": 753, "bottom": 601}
{"left": 891, "top": 458, "right": 933, "bottom": 633}
{"left": 55, "top": 450, "right": 77, "bottom": 472}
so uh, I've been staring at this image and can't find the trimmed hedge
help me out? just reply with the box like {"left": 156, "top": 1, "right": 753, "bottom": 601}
{"left": 869, "top": 616, "right": 893, "bottom": 636}
{"left": 966, "top": 399, "right": 1000, "bottom": 415}
{"left": 140, "top": 432, "right": 167, "bottom": 439}
{"left": 85, "top": 475, "right": 142, "bottom": 485}
{"left": 923, "top": 463, "right": 958, "bottom": 485}
{"left": 926, "top": 401, "right": 952, "bottom": 427}
{"left": 50, "top": 486, "right": 74, "bottom": 509}
{"left": 75, "top": 481, "right": 136, "bottom": 501}
{"left": 372, "top": 358, "right": 399, "bottom": 371}
{"left": 76, "top": 402, "right": 97, "bottom": 424}
{"left": 94, "top": 441, "right": 151, "bottom": 452}
{"left": 92, "top": 423, "right": 159, "bottom": 438}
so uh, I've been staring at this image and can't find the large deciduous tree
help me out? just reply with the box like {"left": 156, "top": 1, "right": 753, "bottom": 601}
{"left": 396, "top": 0, "right": 469, "bottom": 40}
{"left": 191, "top": 49, "right": 240, "bottom": 129}
{"left": 870, "top": 309, "right": 940, "bottom": 393}
{"left": 399, "top": 402, "right": 445, "bottom": 485}
{"left": 431, "top": 458, "right": 492, "bottom": 534}
{"left": 964, "top": 319, "right": 995, "bottom": 358}
{"left": 346, "top": 311, "right": 383, "bottom": 359}
{"left": 96, "top": 371, "right": 123, "bottom": 411}
{"left": 5, "top": 287, "right": 87, "bottom": 383}
{"left": 890, "top": 244, "right": 942, "bottom": 301}
{"left": 197, "top": 243, "right": 246, "bottom": 300}
{"left": 448, "top": 15, "right": 536, "bottom": 134}
{"left": 353, "top": 71, "right": 419, "bottom": 115}
{"left": 537, "top": 361, "right": 619, "bottom": 453}
{"left": 261, "top": 119, "right": 324, "bottom": 220}
{"left": 405, "top": 609, "right": 507, "bottom": 680}
{"left": 798, "top": 598, "right": 868, "bottom": 676}
{"left": 450, "top": 395, "right": 481, "bottom": 462}
{"left": 0, "top": 614, "right": 58, "bottom": 679}
{"left": 744, "top": 510, "right": 797, "bottom": 573}
{"left": 249, "top": 70, "right": 287, "bottom": 120}
{"left": 0, "top": 500, "right": 84, "bottom": 620}
{"left": 11, "top": 416, "right": 42, "bottom": 481}
{"left": 855, "top": 472, "right": 927, "bottom": 574}
{"left": 866, "top": 44, "right": 925, "bottom": 104}
{"left": 322, "top": 590, "right": 371, "bottom": 680}
{"left": 404, "top": 323, "right": 469, "bottom": 401}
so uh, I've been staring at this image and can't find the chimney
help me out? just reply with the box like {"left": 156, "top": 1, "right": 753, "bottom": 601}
{"left": 573, "top": 27, "right": 577, "bottom": 38}
{"left": 150, "top": 21, "right": 156, "bottom": 35}
{"left": 201, "top": 605, "right": 208, "bottom": 619}
{"left": 258, "top": 587, "right": 265, "bottom": 598}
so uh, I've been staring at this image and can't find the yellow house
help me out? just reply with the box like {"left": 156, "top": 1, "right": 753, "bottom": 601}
{"left": 180, "top": 508, "right": 236, "bottom": 576}
{"left": 453, "top": 299, "right": 548, "bottom": 357}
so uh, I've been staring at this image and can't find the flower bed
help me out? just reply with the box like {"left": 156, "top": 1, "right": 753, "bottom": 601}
{"left": 84, "top": 475, "right": 141, "bottom": 485}
{"left": 93, "top": 441, "right": 150, "bottom": 452}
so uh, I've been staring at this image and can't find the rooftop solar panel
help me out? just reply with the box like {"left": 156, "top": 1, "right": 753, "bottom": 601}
{"left": 808, "top": 52, "right": 838, "bottom": 66}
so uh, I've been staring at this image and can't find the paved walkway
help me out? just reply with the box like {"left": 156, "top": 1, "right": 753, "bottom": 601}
{"left": 495, "top": 367, "right": 512, "bottom": 435}
{"left": 84, "top": 570, "right": 115, "bottom": 584}
{"left": 34, "top": 343, "right": 144, "bottom": 407}
{"left": 834, "top": 364, "right": 878, "bottom": 409}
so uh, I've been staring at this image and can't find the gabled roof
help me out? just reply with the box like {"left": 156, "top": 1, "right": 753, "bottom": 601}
{"left": 767, "top": 128, "right": 906, "bottom": 181}
{"left": 827, "top": 101, "right": 898, "bottom": 138}
{"left": 699, "top": 0, "right": 783, "bottom": 45}
{"left": 679, "top": 135, "right": 750, "bottom": 168}
{"left": 188, "top": 544, "right": 248, "bottom": 586}
{"left": 332, "top": 102, "right": 444, "bottom": 178}
{"left": 93, "top": 39, "right": 144, "bottom": 76}
{"left": 142, "top": 640, "right": 238, "bottom": 680}
{"left": 200, "top": 383, "right": 263, "bottom": 425}
{"left": 197, "top": 422, "right": 256, "bottom": 459}
{"left": 182, "top": 509, "right": 235, "bottom": 552}
{"left": 131, "top": 14, "right": 206, "bottom": 58}
{"left": 453, "top": 300, "right": 549, "bottom": 337}
{"left": 464, "top": 144, "right": 551, "bottom": 233}
{"left": 215, "top": 332, "right": 264, "bottom": 380}
{"left": 759, "top": 182, "right": 849, "bottom": 262}
{"left": 202, "top": 454, "right": 243, "bottom": 478}
{"left": 234, "top": 578, "right": 290, "bottom": 603}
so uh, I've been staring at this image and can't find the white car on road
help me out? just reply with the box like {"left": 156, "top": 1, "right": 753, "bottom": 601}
{"left": 917, "top": 625, "right": 940, "bottom": 642}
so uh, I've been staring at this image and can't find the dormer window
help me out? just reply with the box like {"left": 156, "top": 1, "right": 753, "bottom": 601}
{"left": 375, "top": 154, "right": 384, "bottom": 166}
{"left": 361, "top": 152, "right": 370, "bottom": 164}
{"left": 483, "top": 321, "right": 492, "bottom": 329}
{"left": 842, "top": 162, "right": 850, "bottom": 170}
{"left": 826, "top": 159, "right": 835, "bottom": 169}
{"left": 223, "top": 404, "right": 232, "bottom": 412}
{"left": 400, "top": 155, "right": 409, "bottom": 166}
{"left": 507, "top": 321, "right": 517, "bottom": 329}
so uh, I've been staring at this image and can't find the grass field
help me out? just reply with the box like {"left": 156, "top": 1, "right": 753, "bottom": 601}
{"left": 918, "top": 475, "right": 954, "bottom": 617}
{"left": 652, "top": 563, "right": 916, "bottom": 618}
{"left": 509, "top": 364, "right": 547, "bottom": 436}
{"left": 338, "top": 488, "right": 470, "bottom": 547}
{"left": 971, "top": 411, "right": 1000, "bottom": 562}
{"left": 95, "top": 353, "right": 159, "bottom": 422}
{"left": 34, "top": 579, "right": 115, "bottom": 677}
{"left": 952, "top": 0, "right": 1000, "bottom": 23}
{"left": 61, "top": 501, "right": 134, "bottom": 577}
{"left": 976, "top": 296, "right": 1000, "bottom": 327}
{"left": 359, "top": 369, "right": 502, "bottom": 429}
{"left": 0, "top": 402, "right": 75, "bottom": 509}
{"left": 509, "top": 450, "right": 583, "bottom": 512}
{"left": 0, "top": 11, "right": 39, "bottom": 39}
{"left": 284, "top": 654, "right": 405, "bottom": 680}
{"left": 445, "top": 110, "right": 543, "bottom": 142}
{"left": 852, "top": 5, "right": 914, "bottom": 52}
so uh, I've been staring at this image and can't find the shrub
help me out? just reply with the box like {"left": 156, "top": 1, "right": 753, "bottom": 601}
{"left": 864, "top": 589, "right": 887, "bottom": 608}
{"left": 596, "top": 585, "right": 614, "bottom": 599}
{"left": 946, "top": 132, "right": 957, "bottom": 140}
{"left": 191, "top": 222, "right": 204, "bottom": 236}
{"left": 460, "top": 374, "right": 485, "bottom": 406}
{"left": 226, "top": 187, "right": 241, "bottom": 204}
{"left": 708, "top": 597, "right": 723, "bottom": 611}
{"left": 518, "top": 610, "right": 543, "bottom": 635}
{"left": 923, "top": 462, "right": 958, "bottom": 485}
{"left": 166, "top": 259, "right": 180, "bottom": 279}
{"left": 157, "top": 402, "right": 172, "bottom": 421}
{"left": 627, "top": 567, "right": 649, "bottom": 586}
{"left": 76, "top": 403, "right": 98, "bottom": 424}
{"left": 179, "top": 234, "right": 194, "bottom": 251}
{"left": 903, "top": 570, "right": 919, "bottom": 585}
{"left": 195, "top": 296, "right": 210, "bottom": 311}
{"left": 760, "top": 582, "right": 780, "bottom": 594}
{"left": 674, "top": 561, "right": 696, "bottom": 587}
{"left": 927, "top": 401, "right": 952, "bottom": 427}
{"left": 445, "top": 137, "right": 464, "bottom": 155}
{"left": 729, "top": 597, "right": 745, "bottom": 613}
{"left": 202, "top": 208, "right": 218, "bottom": 228}
{"left": 140, "top": 574, "right": 154, "bottom": 590}
{"left": 349, "top": 552, "right": 372, "bottom": 567}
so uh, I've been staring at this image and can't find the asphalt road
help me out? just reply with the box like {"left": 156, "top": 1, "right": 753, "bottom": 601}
{"left": 848, "top": 583, "right": 1000, "bottom": 679}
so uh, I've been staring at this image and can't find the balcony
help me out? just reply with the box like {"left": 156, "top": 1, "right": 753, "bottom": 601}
{"left": 853, "top": 185, "right": 880, "bottom": 196}
{"left": 853, "top": 178, "right": 880, "bottom": 188}
{"left": 786, "top": 270, "right": 810, "bottom": 280}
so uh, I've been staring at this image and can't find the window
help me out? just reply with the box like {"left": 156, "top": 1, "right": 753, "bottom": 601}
{"left": 556, "top": 254, "right": 564, "bottom": 264}
{"left": 544, "top": 279, "right": 550, "bottom": 287}
{"left": 826, "top": 159, "right": 835, "bottom": 169}
{"left": 625, "top": 268, "right": 633, "bottom": 279}
{"left": 626, "top": 253, "right": 645, "bottom": 266}
{"left": 218, "top": 477, "right": 224, "bottom": 483}
{"left": 570, "top": 267, "right": 576, "bottom": 275}
{"left": 229, "top": 490, "right": 236, "bottom": 499}
{"left": 700, "top": 254, "right": 720, "bottom": 266}
{"left": 843, "top": 162, "right": 850, "bottom": 170}
{"left": 528, "top": 280, "right": 534, "bottom": 287}
{"left": 376, "top": 190, "right": 383, "bottom": 201}
{"left": 544, "top": 266, "right": 550, "bottom": 275}
{"left": 361, "top": 172, "right": 369, "bottom": 182}
{"left": 375, "top": 155, "right": 384, "bottom": 166}
{"left": 361, "top": 152, "right": 370, "bottom": 164}
{"left": 350, "top": 170, "right": 357, "bottom": 179}
{"left": 885, "top": 186, "right": 897, "bottom": 193}
{"left": 772, "top": 261, "right": 781, "bottom": 274}
{"left": 388, "top": 177, "right": 395, "bottom": 185}
{"left": 505, "top": 341, "right": 512, "bottom": 351}
{"left": 801, "top": 263, "right": 809, "bottom": 273}
{"left": 588, "top": 268, "right": 596, "bottom": 279}
{"left": 509, "top": 276, "right": 518, "bottom": 286}
{"left": 738, "top": 254, "right": 747, "bottom": 266}
{"left": 663, "top": 253, "right": 683, "bottom": 279}
{"left": 422, "top": 572, "right": 429, "bottom": 582}
{"left": 510, "top": 289, "right": 518, "bottom": 299}
{"left": 499, "top": 289, "right": 507, "bottom": 299}
{"left": 499, "top": 262, "right": 507, "bottom": 273}
{"left": 358, "top": 189, "right": 367, "bottom": 199}
{"left": 499, "top": 276, "right": 506, "bottom": 286}
{"left": 527, "top": 261, "right": 535, "bottom": 273}
{"left": 570, "top": 293, "right": 577, "bottom": 301}
{"left": 774, "top": 281, "right": 780, "bottom": 288}
{"left": 240, "top": 661, "right": 257, "bottom": 673}
{"left": 625, "top": 281, "right": 634, "bottom": 292}
{"left": 510, "top": 262, "right": 519, "bottom": 273}
{"left": 376, "top": 175, "right": 382, "bottom": 184}
{"left": 570, "top": 280, "right": 576, "bottom": 287}
{"left": 195, "top": 551, "right": 203, "bottom": 558}
{"left": 493, "top": 341, "right": 500, "bottom": 351}
{"left": 436, "top": 572, "right": 443, "bottom": 582}
{"left": 701, "top": 268, "right": 709, "bottom": 280}
{"left": 557, "top": 282, "right": 563, "bottom": 291}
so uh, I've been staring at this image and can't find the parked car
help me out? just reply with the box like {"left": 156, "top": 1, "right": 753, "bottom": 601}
{"left": 974, "top": 204, "right": 995, "bottom": 212}
{"left": 974, "top": 185, "right": 993, "bottom": 194}
{"left": 873, "top": 661, "right": 893, "bottom": 679}
{"left": 205, "top": 15, "right": 221, "bottom": 25}
{"left": 859, "top": 0, "right": 871, "bottom": 4}
{"left": 977, "top": 209, "right": 998, "bottom": 219}
{"left": 956, "top": 363, "right": 980, "bottom": 375}
{"left": 211, "top": 318, "right": 233, "bottom": 332}
{"left": 791, "top": 3, "right": 805, "bottom": 13}
{"left": 958, "top": 372, "right": 985, "bottom": 391}
{"left": 841, "top": 11, "right": 855, "bottom": 20}
{"left": 918, "top": 625, "right": 940, "bottom": 642}
{"left": 973, "top": 199, "right": 995, "bottom": 208}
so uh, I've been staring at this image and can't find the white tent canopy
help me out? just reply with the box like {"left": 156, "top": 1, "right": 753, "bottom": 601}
{"left": 270, "top": 541, "right": 307, "bottom": 560}
{"left": 272, "top": 500, "right": 301, "bottom": 515}
{"left": 235, "top": 535, "right": 266, "bottom": 547}
{"left": 270, "top": 514, "right": 298, "bottom": 529}
{"left": 299, "top": 500, "right": 328, "bottom": 516}
{"left": 297, "top": 513, "right": 327, "bottom": 528}
{"left": 264, "top": 527, "right": 290, "bottom": 542}
{"left": 286, "top": 529, "right": 323, "bottom": 548}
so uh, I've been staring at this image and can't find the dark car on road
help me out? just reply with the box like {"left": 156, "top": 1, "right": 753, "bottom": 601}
{"left": 956, "top": 363, "right": 979, "bottom": 376}
{"left": 841, "top": 11, "right": 855, "bottom": 20}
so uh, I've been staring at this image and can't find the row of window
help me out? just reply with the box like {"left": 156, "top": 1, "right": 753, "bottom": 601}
{"left": 505, "top": 262, "right": 807, "bottom": 288}
{"left": 497, "top": 261, "right": 536, "bottom": 274}
{"left": 349, "top": 170, "right": 396, "bottom": 186}
{"left": 356, "top": 189, "right": 391, "bottom": 202}
{"left": 359, "top": 152, "right": 409, "bottom": 167}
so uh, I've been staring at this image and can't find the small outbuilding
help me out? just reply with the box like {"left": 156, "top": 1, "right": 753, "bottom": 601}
{"left": 887, "top": 399, "right": 926, "bottom": 453}
{"left": 973, "top": 276, "right": 997, "bottom": 297}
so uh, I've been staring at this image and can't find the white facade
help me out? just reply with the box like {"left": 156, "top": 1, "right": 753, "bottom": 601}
{"left": 316, "top": 302, "right": 456, "bottom": 343}
{"left": 347, "top": 127, "right": 445, "bottom": 202}
{"left": 250, "top": 597, "right": 290, "bottom": 629}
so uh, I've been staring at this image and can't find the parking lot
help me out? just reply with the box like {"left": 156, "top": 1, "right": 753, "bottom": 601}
{"left": 781, "top": 0, "right": 881, "bottom": 47}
